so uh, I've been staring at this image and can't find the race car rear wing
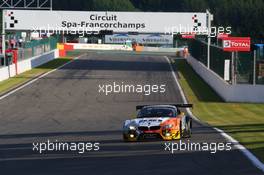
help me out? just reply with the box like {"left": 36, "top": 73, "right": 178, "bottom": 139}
{"left": 136, "top": 104, "right": 193, "bottom": 110}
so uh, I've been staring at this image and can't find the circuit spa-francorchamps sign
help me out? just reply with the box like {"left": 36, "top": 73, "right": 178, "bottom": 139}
{"left": 4, "top": 10, "right": 207, "bottom": 33}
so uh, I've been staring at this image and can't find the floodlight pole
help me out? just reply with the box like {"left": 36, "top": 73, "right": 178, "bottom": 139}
{"left": 2, "top": 10, "right": 5, "bottom": 57}
{"left": 231, "top": 52, "right": 235, "bottom": 85}
{"left": 207, "top": 34, "right": 211, "bottom": 69}
{"left": 2, "top": 10, "right": 10, "bottom": 77}
{"left": 50, "top": 0, "right": 53, "bottom": 11}
{"left": 253, "top": 50, "right": 256, "bottom": 85}
{"left": 206, "top": 10, "right": 213, "bottom": 69}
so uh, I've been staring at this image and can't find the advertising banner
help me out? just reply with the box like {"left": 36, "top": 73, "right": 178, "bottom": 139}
{"left": 223, "top": 37, "right": 251, "bottom": 52}
{"left": 4, "top": 10, "right": 207, "bottom": 34}
{"left": 66, "top": 43, "right": 133, "bottom": 51}
{"left": 105, "top": 34, "right": 173, "bottom": 44}
{"left": 181, "top": 34, "right": 196, "bottom": 39}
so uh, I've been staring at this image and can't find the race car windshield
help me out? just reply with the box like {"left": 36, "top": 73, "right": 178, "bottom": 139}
{"left": 138, "top": 108, "right": 176, "bottom": 118}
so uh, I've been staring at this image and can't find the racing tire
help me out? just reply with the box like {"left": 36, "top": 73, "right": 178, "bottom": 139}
{"left": 123, "top": 134, "right": 137, "bottom": 142}
{"left": 185, "top": 119, "right": 192, "bottom": 138}
{"left": 123, "top": 134, "right": 129, "bottom": 142}
{"left": 181, "top": 117, "right": 192, "bottom": 138}
{"left": 179, "top": 121, "right": 182, "bottom": 139}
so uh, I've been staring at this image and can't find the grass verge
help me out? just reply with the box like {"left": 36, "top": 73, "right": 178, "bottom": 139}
{"left": 173, "top": 59, "right": 264, "bottom": 162}
{"left": 0, "top": 57, "right": 73, "bottom": 95}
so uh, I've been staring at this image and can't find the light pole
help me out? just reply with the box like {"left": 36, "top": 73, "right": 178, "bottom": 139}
{"left": 253, "top": 50, "right": 256, "bottom": 85}
{"left": 231, "top": 52, "right": 235, "bottom": 85}
{"left": 2, "top": 10, "right": 6, "bottom": 69}
{"left": 206, "top": 9, "right": 213, "bottom": 69}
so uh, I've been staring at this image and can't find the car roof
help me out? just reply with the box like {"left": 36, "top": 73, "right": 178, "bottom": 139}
{"left": 141, "top": 105, "right": 177, "bottom": 110}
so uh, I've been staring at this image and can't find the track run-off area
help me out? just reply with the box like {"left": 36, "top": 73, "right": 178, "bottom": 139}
{"left": 0, "top": 52, "right": 263, "bottom": 175}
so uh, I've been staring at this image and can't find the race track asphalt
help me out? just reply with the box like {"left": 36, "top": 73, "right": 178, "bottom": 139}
{"left": 0, "top": 52, "right": 263, "bottom": 175}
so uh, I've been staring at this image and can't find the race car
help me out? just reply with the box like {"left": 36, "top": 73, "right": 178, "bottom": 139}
{"left": 123, "top": 104, "right": 193, "bottom": 141}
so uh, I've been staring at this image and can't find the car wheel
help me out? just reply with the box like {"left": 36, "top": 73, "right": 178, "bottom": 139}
{"left": 123, "top": 134, "right": 138, "bottom": 142}
{"left": 123, "top": 134, "right": 129, "bottom": 142}
{"left": 179, "top": 121, "right": 183, "bottom": 139}
{"left": 185, "top": 120, "right": 192, "bottom": 138}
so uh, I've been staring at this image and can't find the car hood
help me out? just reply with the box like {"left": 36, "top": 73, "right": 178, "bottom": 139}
{"left": 128, "top": 117, "right": 170, "bottom": 127}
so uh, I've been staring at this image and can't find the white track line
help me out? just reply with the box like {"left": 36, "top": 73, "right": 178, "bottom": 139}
{"left": 0, "top": 54, "right": 85, "bottom": 101}
{"left": 164, "top": 56, "right": 264, "bottom": 173}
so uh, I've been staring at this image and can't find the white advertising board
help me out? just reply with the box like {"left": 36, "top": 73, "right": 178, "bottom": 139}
{"left": 105, "top": 34, "right": 173, "bottom": 44}
{"left": 224, "top": 59, "right": 230, "bottom": 81}
{"left": 4, "top": 10, "right": 207, "bottom": 34}
{"left": 67, "top": 43, "right": 133, "bottom": 51}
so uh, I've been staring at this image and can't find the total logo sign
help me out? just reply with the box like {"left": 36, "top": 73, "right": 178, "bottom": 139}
{"left": 223, "top": 37, "right": 251, "bottom": 52}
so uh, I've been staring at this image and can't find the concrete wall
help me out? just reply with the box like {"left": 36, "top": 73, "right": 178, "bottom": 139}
{"left": 142, "top": 46, "right": 183, "bottom": 53}
{"left": 0, "top": 49, "right": 58, "bottom": 82}
{"left": 186, "top": 56, "right": 264, "bottom": 103}
{"left": 67, "top": 43, "right": 133, "bottom": 51}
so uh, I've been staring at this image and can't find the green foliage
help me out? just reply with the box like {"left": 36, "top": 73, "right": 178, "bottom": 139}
{"left": 93, "top": 0, "right": 136, "bottom": 11}
{"left": 53, "top": 0, "right": 136, "bottom": 11}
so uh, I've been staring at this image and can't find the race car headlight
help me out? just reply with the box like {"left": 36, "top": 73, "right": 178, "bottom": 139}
{"left": 163, "top": 124, "right": 173, "bottom": 129}
{"left": 129, "top": 126, "right": 136, "bottom": 130}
